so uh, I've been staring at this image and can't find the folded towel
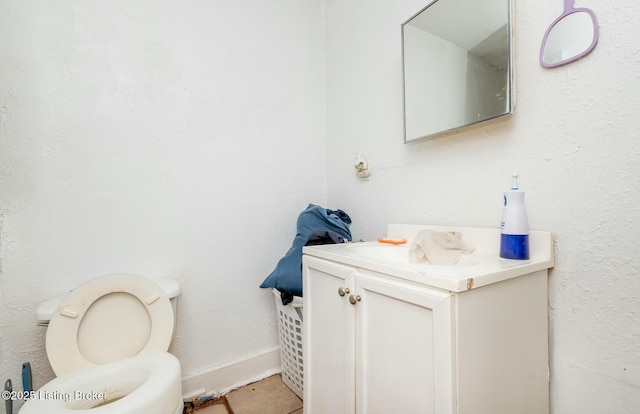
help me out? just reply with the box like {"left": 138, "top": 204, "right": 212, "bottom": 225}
{"left": 409, "top": 230, "right": 474, "bottom": 265}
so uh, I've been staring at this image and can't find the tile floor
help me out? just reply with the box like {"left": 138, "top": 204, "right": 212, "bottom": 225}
{"left": 187, "top": 374, "right": 303, "bottom": 414}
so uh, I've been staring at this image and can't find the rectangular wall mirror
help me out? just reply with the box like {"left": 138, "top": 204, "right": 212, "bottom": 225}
{"left": 402, "top": 0, "right": 514, "bottom": 143}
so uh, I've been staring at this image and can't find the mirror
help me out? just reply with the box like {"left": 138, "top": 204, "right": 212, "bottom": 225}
{"left": 402, "top": 0, "right": 513, "bottom": 143}
{"left": 540, "top": 0, "right": 598, "bottom": 68}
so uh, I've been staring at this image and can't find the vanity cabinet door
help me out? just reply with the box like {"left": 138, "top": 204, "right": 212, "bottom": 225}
{"left": 303, "top": 256, "right": 456, "bottom": 414}
{"left": 303, "top": 256, "right": 357, "bottom": 414}
{"left": 354, "top": 273, "right": 455, "bottom": 414}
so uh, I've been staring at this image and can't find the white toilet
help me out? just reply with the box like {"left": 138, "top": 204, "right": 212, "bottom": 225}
{"left": 20, "top": 273, "right": 183, "bottom": 414}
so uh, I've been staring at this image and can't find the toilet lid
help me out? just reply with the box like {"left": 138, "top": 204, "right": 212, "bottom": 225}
{"left": 46, "top": 273, "right": 175, "bottom": 377}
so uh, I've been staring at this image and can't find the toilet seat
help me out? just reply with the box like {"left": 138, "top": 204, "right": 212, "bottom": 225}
{"left": 19, "top": 352, "right": 182, "bottom": 414}
{"left": 46, "top": 274, "right": 175, "bottom": 377}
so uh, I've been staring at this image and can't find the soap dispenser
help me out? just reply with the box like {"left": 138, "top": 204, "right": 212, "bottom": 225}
{"left": 500, "top": 173, "right": 529, "bottom": 260}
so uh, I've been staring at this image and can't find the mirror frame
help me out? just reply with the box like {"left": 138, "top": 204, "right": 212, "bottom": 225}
{"left": 402, "top": 0, "right": 515, "bottom": 144}
{"left": 539, "top": 0, "right": 599, "bottom": 68}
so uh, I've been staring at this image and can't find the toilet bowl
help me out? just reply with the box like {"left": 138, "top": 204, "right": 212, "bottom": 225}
{"left": 20, "top": 274, "right": 183, "bottom": 414}
{"left": 19, "top": 353, "right": 182, "bottom": 414}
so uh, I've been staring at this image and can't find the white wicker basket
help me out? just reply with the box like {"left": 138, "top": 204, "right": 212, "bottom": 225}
{"left": 273, "top": 289, "right": 304, "bottom": 399}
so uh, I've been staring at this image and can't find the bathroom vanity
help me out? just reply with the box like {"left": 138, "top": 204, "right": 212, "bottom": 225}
{"left": 302, "top": 224, "right": 553, "bottom": 414}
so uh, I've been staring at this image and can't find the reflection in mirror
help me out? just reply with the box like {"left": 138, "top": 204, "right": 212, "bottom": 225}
{"left": 402, "top": 0, "right": 513, "bottom": 143}
{"left": 540, "top": 0, "right": 598, "bottom": 68}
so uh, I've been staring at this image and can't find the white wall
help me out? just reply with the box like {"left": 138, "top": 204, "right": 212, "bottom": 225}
{"left": 325, "top": 0, "right": 640, "bottom": 412}
{"left": 465, "top": 52, "right": 508, "bottom": 124}
{"left": 0, "top": 0, "right": 326, "bottom": 398}
{"left": 403, "top": 25, "right": 467, "bottom": 139}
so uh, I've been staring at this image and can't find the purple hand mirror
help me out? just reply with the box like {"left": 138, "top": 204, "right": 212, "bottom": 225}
{"left": 540, "top": 0, "right": 599, "bottom": 68}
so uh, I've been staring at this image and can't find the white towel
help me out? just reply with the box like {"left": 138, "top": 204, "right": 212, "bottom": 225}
{"left": 409, "top": 230, "right": 474, "bottom": 265}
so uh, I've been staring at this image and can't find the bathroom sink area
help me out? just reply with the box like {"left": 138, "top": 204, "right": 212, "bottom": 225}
{"left": 303, "top": 223, "right": 554, "bottom": 292}
{"left": 303, "top": 224, "right": 555, "bottom": 414}
{"left": 346, "top": 243, "right": 412, "bottom": 262}
{"left": 346, "top": 242, "right": 481, "bottom": 266}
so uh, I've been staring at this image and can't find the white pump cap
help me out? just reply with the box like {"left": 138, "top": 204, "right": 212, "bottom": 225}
{"left": 511, "top": 172, "right": 520, "bottom": 190}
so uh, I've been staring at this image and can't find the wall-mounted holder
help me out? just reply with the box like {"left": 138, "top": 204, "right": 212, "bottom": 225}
{"left": 354, "top": 153, "right": 371, "bottom": 180}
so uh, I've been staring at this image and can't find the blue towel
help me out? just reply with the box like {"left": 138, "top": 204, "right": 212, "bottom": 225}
{"left": 260, "top": 204, "right": 352, "bottom": 297}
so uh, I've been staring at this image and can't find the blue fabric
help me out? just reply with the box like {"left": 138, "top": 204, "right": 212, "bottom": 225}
{"left": 260, "top": 204, "right": 352, "bottom": 297}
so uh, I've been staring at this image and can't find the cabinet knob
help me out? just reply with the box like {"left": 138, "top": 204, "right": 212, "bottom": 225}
{"left": 348, "top": 294, "right": 362, "bottom": 305}
{"left": 338, "top": 287, "right": 350, "bottom": 297}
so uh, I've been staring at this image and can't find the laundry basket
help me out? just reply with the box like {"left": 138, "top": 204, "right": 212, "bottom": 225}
{"left": 273, "top": 289, "right": 304, "bottom": 399}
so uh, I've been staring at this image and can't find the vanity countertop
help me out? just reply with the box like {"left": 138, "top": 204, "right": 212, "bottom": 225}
{"left": 303, "top": 224, "right": 554, "bottom": 293}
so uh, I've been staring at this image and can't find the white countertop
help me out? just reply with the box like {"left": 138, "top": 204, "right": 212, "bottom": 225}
{"left": 303, "top": 224, "right": 554, "bottom": 293}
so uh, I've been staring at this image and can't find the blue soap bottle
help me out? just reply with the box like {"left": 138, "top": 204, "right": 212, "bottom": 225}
{"left": 500, "top": 173, "right": 530, "bottom": 260}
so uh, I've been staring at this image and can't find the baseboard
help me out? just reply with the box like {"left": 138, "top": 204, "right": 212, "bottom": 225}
{"left": 181, "top": 347, "right": 281, "bottom": 399}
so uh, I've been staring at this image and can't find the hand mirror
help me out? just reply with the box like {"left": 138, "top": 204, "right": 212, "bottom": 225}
{"left": 540, "top": 0, "right": 598, "bottom": 68}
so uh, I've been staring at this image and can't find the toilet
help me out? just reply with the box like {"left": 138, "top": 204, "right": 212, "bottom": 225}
{"left": 20, "top": 273, "right": 183, "bottom": 414}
